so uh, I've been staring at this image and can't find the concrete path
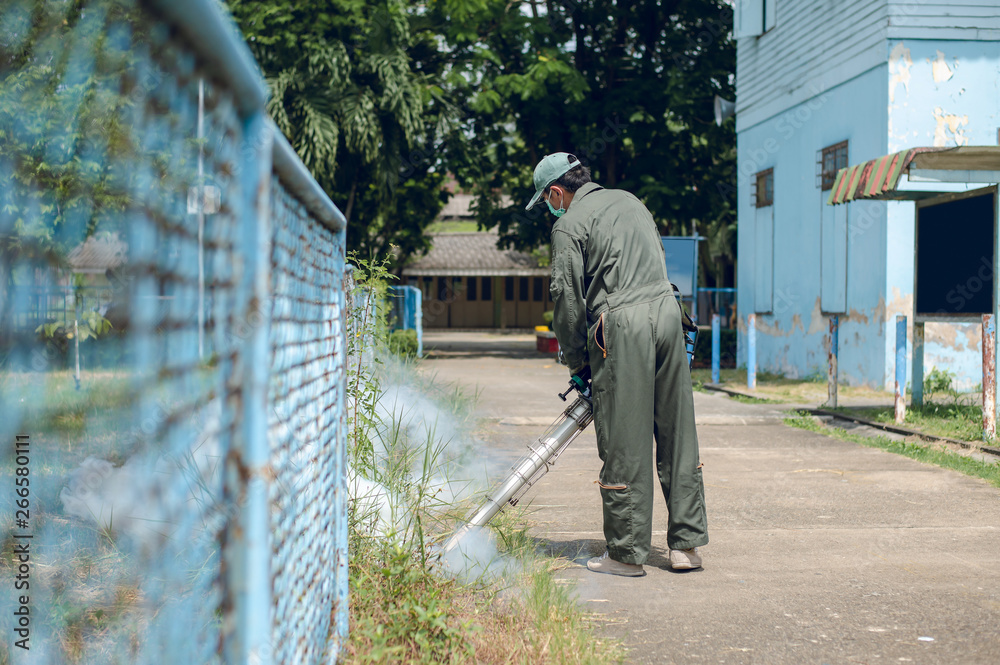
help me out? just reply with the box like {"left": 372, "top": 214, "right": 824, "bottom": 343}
{"left": 422, "top": 332, "right": 1000, "bottom": 665}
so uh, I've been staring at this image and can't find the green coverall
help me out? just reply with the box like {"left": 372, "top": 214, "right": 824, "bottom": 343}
{"left": 549, "top": 182, "right": 709, "bottom": 565}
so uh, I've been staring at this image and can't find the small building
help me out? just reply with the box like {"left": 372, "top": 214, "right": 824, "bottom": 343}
{"left": 66, "top": 232, "right": 127, "bottom": 285}
{"left": 734, "top": 0, "right": 1000, "bottom": 388}
{"left": 402, "top": 231, "right": 552, "bottom": 329}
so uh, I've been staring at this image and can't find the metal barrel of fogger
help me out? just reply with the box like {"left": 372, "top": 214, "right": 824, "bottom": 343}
{"left": 443, "top": 395, "right": 593, "bottom": 551}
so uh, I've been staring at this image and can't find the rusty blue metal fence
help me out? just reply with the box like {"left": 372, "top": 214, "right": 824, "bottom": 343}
{"left": 0, "top": 0, "right": 348, "bottom": 662}
{"left": 826, "top": 315, "right": 839, "bottom": 408}
{"left": 895, "top": 316, "right": 908, "bottom": 424}
{"left": 388, "top": 285, "right": 424, "bottom": 357}
{"left": 982, "top": 314, "right": 996, "bottom": 440}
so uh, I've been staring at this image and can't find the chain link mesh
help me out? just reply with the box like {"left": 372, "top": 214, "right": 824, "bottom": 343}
{"left": 0, "top": 1, "right": 347, "bottom": 662}
{"left": 268, "top": 176, "right": 347, "bottom": 665}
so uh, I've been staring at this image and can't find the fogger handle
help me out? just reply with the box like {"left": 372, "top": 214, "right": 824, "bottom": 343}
{"left": 559, "top": 365, "right": 592, "bottom": 401}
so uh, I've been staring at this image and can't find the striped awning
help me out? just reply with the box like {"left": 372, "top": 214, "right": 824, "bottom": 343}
{"left": 827, "top": 148, "right": 945, "bottom": 205}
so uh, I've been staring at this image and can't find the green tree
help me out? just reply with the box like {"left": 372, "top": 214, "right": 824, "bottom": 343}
{"left": 0, "top": 0, "right": 141, "bottom": 338}
{"left": 431, "top": 0, "right": 737, "bottom": 287}
{"left": 227, "top": 0, "right": 463, "bottom": 268}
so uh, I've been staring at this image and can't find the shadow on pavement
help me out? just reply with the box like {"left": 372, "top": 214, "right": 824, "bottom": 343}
{"left": 424, "top": 333, "right": 556, "bottom": 360}
{"left": 531, "top": 536, "right": 690, "bottom": 573}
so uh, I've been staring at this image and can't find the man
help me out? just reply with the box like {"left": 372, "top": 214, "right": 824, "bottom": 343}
{"left": 526, "top": 152, "right": 708, "bottom": 576}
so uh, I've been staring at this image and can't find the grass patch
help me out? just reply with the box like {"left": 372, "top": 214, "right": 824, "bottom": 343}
{"left": 831, "top": 400, "right": 984, "bottom": 442}
{"left": 729, "top": 393, "right": 774, "bottom": 404}
{"left": 690, "top": 368, "right": 744, "bottom": 389}
{"left": 691, "top": 367, "right": 893, "bottom": 405}
{"left": 426, "top": 219, "right": 481, "bottom": 234}
{"left": 784, "top": 411, "right": 1000, "bottom": 489}
{"left": 344, "top": 528, "right": 623, "bottom": 665}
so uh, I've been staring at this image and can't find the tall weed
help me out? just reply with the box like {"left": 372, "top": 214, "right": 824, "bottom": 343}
{"left": 342, "top": 255, "right": 623, "bottom": 664}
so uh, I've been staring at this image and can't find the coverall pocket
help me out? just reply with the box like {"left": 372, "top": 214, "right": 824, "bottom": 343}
{"left": 594, "top": 312, "right": 607, "bottom": 358}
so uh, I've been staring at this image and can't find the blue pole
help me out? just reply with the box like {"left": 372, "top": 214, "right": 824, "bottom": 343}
{"left": 711, "top": 313, "right": 720, "bottom": 384}
{"left": 827, "top": 315, "right": 839, "bottom": 408}
{"left": 228, "top": 111, "right": 274, "bottom": 665}
{"left": 912, "top": 322, "right": 925, "bottom": 408}
{"left": 895, "top": 315, "right": 907, "bottom": 423}
{"left": 983, "top": 314, "right": 995, "bottom": 439}
{"left": 404, "top": 286, "right": 416, "bottom": 329}
{"left": 414, "top": 287, "right": 423, "bottom": 358}
{"left": 747, "top": 313, "right": 757, "bottom": 390}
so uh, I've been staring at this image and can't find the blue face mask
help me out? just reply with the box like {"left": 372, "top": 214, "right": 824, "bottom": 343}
{"left": 546, "top": 191, "right": 566, "bottom": 217}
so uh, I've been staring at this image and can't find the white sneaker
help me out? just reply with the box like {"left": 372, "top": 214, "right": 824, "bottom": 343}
{"left": 669, "top": 548, "right": 702, "bottom": 570}
{"left": 586, "top": 551, "right": 645, "bottom": 577}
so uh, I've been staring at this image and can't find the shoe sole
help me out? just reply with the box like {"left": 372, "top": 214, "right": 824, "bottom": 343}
{"left": 671, "top": 562, "right": 701, "bottom": 570}
{"left": 587, "top": 564, "right": 645, "bottom": 577}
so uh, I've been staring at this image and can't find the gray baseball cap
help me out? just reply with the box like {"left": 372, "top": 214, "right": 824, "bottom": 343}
{"left": 525, "top": 152, "right": 581, "bottom": 210}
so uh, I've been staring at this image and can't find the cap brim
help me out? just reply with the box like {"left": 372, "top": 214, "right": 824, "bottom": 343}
{"left": 525, "top": 188, "right": 544, "bottom": 210}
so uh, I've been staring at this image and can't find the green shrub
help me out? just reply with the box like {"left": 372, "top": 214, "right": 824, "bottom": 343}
{"left": 692, "top": 327, "right": 737, "bottom": 369}
{"left": 388, "top": 329, "right": 419, "bottom": 358}
{"left": 924, "top": 367, "right": 956, "bottom": 397}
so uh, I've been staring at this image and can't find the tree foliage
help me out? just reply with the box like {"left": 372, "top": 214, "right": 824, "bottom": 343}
{"left": 1, "top": 0, "right": 738, "bottom": 287}
{"left": 0, "top": 0, "right": 138, "bottom": 273}
{"left": 227, "top": 0, "right": 456, "bottom": 268}
{"left": 428, "top": 0, "right": 738, "bottom": 286}
{"left": 227, "top": 0, "right": 737, "bottom": 283}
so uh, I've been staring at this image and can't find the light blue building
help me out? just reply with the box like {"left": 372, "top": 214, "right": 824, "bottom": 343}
{"left": 734, "top": 0, "right": 1000, "bottom": 389}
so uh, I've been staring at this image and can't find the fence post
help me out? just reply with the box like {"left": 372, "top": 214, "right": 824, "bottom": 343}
{"left": 414, "top": 287, "right": 423, "bottom": 358}
{"left": 912, "top": 322, "right": 925, "bottom": 408}
{"left": 225, "top": 112, "right": 274, "bottom": 665}
{"left": 73, "top": 311, "right": 81, "bottom": 391}
{"left": 747, "top": 313, "right": 757, "bottom": 390}
{"left": 827, "top": 314, "right": 838, "bottom": 408}
{"left": 333, "top": 224, "right": 350, "bottom": 660}
{"left": 895, "top": 315, "right": 907, "bottom": 424}
{"left": 983, "top": 314, "right": 996, "bottom": 440}
{"left": 711, "top": 313, "right": 720, "bottom": 384}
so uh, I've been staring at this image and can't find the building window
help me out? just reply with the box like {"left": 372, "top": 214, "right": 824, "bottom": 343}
{"left": 481, "top": 277, "right": 492, "bottom": 301}
{"left": 533, "top": 277, "right": 543, "bottom": 302}
{"left": 519, "top": 277, "right": 529, "bottom": 301}
{"left": 818, "top": 141, "right": 848, "bottom": 191}
{"left": 423, "top": 277, "right": 433, "bottom": 298}
{"left": 453, "top": 277, "right": 463, "bottom": 300}
{"left": 438, "top": 276, "right": 448, "bottom": 301}
{"left": 505, "top": 277, "right": 514, "bottom": 301}
{"left": 467, "top": 276, "right": 477, "bottom": 301}
{"left": 735, "top": 0, "right": 776, "bottom": 38}
{"left": 753, "top": 168, "right": 774, "bottom": 208}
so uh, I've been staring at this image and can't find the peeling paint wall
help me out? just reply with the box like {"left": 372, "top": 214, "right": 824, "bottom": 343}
{"left": 737, "top": 66, "right": 890, "bottom": 387}
{"left": 737, "top": 29, "right": 1000, "bottom": 390}
{"left": 883, "top": 39, "right": 1000, "bottom": 390}
{"left": 887, "top": 40, "right": 1000, "bottom": 152}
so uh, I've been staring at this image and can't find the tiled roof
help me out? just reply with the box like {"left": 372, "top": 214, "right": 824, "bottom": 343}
{"left": 67, "top": 233, "right": 128, "bottom": 273}
{"left": 438, "top": 193, "right": 513, "bottom": 218}
{"left": 439, "top": 193, "right": 474, "bottom": 218}
{"left": 402, "top": 231, "right": 548, "bottom": 277}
